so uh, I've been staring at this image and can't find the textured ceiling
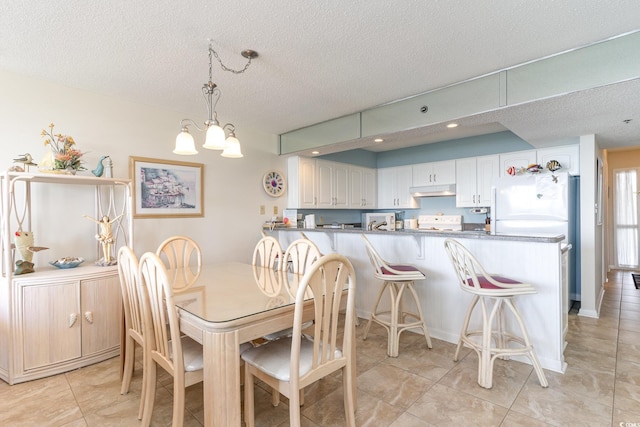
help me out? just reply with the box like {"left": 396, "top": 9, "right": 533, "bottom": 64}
{"left": 1, "top": 1, "right": 639, "bottom": 152}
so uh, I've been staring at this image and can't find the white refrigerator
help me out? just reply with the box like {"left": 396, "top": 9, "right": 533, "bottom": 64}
{"left": 490, "top": 171, "right": 581, "bottom": 303}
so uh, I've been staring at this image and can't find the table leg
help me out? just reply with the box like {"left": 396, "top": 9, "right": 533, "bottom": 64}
{"left": 202, "top": 330, "right": 242, "bottom": 427}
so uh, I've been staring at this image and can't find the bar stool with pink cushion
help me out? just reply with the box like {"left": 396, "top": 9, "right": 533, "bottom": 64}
{"left": 361, "top": 234, "right": 432, "bottom": 357}
{"left": 443, "top": 238, "right": 548, "bottom": 389}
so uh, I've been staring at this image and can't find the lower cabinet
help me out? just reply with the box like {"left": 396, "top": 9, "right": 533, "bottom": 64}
{"left": 11, "top": 267, "right": 121, "bottom": 382}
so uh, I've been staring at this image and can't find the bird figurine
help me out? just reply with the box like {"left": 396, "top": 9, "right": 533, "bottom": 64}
{"left": 91, "top": 155, "right": 110, "bottom": 177}
{"left": 11, "top": 230, "right": 48, "bottom": 275}
{"left": 13, "top": 153, "right": 37, "bottom": 171}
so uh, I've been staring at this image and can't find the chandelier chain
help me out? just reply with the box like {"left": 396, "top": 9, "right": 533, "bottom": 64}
{"left": 209, "top": 46, "right": 253, "bottom": 76}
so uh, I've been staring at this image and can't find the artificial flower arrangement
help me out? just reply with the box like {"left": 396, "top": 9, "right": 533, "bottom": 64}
{"left": 39, "top": 123, "right": 85, "bottom": 172}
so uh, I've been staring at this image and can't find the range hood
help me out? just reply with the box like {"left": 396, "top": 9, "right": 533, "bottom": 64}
{"left": 409, "top": 184, "right": 456, "bottom": 197}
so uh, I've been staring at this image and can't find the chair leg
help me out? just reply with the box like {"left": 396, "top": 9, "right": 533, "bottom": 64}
{"left": 504, "top": 298, "right": 549, "bottom": 387}
{"left": 244, "top": 364, "right": 256, "bottom": 427}
{"left": 455, "top": 295, "right": 479, "bottom": 362}
{"left": 406, "top": 282, "right": 433, "bottom": 349}
{"left": 140, "top": 360, "right": 156, "bottom": 427}
{"left": 120, "top": 336, "right": 135, "bottom": 395}
{"left": 480, "top": 298, "right": 503, "bottom": 389}
{"left": 271, "top": 388, "right": 280, "bottom": 406}
{"left": 387, "top": 282, "right": 401, "bottom": 357}
{"left": 172, "top": 379, "right": 186, "bottom": 427}
{"left": 288, "top": 381, "right": 301, "bottom": 427}
{"left": 342, "top": 366, "right": 356, "bottom": 427}
{"left": 138, "top": 344, "right": 147, "bottom": 420}
{"left": 363, "top": 280, "right": 388, "bottom": 340}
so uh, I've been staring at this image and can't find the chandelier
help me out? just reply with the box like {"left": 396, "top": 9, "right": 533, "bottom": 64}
{"left": 174, "top": 41, "right": 258, "bottom": 158}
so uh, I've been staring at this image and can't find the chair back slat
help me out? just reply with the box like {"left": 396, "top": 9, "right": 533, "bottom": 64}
{"left": 156, "top": 236, "right": 202, "bottom": 290}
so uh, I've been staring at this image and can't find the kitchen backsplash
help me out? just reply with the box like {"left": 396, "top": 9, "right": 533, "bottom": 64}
{"left": 294, "top": 196, "right": 488, "bottom": 228}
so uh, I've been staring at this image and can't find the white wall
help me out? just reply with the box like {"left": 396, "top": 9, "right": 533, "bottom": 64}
{"left": 0, "top": 70, "right": 288, "bottom": 263}
{"left": 578, "top": 134, "right": 604, "bottom": 317}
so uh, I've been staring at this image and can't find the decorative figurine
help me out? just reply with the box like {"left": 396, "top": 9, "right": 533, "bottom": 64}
{"left": 506, "top": 166, "right": 517, "bottom": 176}
{"left": 84, "top": 214, "right": 123, "bottom": 265}
{"left": 91, "top": 155, "right": 110, "bottom": 177}
{"left": 546, "top": 160, "right": 562, "bottom": 182}
{"left": 13, "top": 153, "right": 37, "bottom": 171}
{"left": 12, "top": 230, "right": 49, "bottom": 275}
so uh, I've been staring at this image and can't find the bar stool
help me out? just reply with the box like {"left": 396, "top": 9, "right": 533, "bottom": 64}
{"left": 361, "top": 234, "right": 432, "bottom": 357}
{"left": 443, "top": 238, "right": 548, "bottom": 389}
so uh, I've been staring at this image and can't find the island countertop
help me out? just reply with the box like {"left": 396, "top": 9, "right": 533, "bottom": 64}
{"left": 269, "top": 226, "right": 565, "bottom": 243}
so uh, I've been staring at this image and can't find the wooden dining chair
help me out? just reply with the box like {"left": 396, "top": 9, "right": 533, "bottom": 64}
{"left": 156, "top": 236, "right": 202, "bottom": 290}
{"left": 252, "top": 235, "right": 283, "bottom": 271}
{"left": 242, "top": 253, "right": 357, "bottom": 427}
{"left": 117, "top": 246, "right": 148, "bottom": 421}
{"left": 138, "top": 252, "right": 204, "bottom": 427}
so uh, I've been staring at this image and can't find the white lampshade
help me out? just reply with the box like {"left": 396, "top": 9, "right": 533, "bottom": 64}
{"left": 202, "top": 124, "right": 226, "bottom": 150}
{"left": 221, "top": 135, "right": 243, "bottom": 158}
{"left": 173, "top": 130, "right": 198, "bottom": 155}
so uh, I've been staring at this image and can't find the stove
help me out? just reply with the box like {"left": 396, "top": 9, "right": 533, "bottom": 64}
{"left": 417, "top": 215, "right": 463, "bottom": 231}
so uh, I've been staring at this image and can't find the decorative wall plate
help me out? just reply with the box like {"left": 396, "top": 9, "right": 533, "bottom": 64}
{"left": 262, "top": 170, "right": 286, "bottom": 197}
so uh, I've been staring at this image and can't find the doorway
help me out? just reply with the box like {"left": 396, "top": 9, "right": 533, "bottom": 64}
{"left": 613, "top": 168, "right": 639, "bottom": 269}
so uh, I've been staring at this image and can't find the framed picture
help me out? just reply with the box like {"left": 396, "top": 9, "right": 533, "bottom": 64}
{"left": 129, "top": 156, "right": 204, "bottom": 218}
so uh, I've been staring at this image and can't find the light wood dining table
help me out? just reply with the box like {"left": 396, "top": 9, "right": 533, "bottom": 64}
{"left": 173, "top": 261, "right": 332, "bottom": 427}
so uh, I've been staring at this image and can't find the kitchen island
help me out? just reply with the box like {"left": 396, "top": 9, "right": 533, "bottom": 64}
{"left": 269, "top": 227, "right": 568, "bottom": 373}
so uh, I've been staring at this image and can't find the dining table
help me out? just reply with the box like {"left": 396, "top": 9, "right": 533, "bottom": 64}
{"left": 172, "top": 261, "right": 353, "bottom": 427}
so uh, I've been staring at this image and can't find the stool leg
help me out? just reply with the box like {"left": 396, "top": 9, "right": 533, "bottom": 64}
{"left": 480, "top": 298, "right": 504, "bottom": 389}
{"left": 406, "top": 282, "right": 432, "bottom": 349}
{"left": 504, "top": 298, "right": 549, "bottom": 388}
{"left": 363, "top": 281, "right": 389, "bottom": 340}
{"left": 455, "top": 295, "right": 479, "bottom": 362}
{"left": 387, "top": 282, "right": 401, "bottom": 357}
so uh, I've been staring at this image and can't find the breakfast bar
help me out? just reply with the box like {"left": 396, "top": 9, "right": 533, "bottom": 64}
{"left": 270, "top": 227, "right": 569, "bottom": 373}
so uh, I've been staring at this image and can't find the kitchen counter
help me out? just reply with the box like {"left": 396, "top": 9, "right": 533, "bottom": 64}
{"left": 275, "top": 226, "right": 565, "bottom": 243}
{"left": 268, "top": 225, "right": 568, "bottom": 374}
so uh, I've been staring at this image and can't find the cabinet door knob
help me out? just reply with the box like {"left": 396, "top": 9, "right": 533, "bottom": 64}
{"left": 69, "top": 313, "right": 78, "bottom": 328}
{"left": 84, "top": 311, "right": 94, "bottom": 324}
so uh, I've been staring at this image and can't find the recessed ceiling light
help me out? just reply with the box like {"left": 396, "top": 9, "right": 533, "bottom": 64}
{"left": 374, "top": 138, "right": 384, "bottom": 143}
{"left": 311, "top": 150, "right": 320, "bottom": 155}
{"left": 446, "top": 123, "right": 458, "bottom": 128}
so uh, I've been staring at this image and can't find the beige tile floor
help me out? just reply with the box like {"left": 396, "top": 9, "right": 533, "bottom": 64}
{"left": 2, "top": 269, "right": 640, "bottom": 426}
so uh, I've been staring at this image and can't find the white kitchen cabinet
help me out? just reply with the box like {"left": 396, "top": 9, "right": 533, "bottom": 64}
{"left": 412, "top": 160, "right": 456, "bottom": 186}
{"left": 537, "top": 144, "right": 580, "bottom": 175}
{"left": 499, "top": 150, "right": 537, "bottom": 176}
{"left": 316, "top": 159, "right": 349, "bottom": 209}
{"left": 17, "top": 269, "right": 121, "bottom": 372}
{"left": 349, "top": 165, "right": 377, "bottom": 208}
{"left": 378, "top": 166, "right": 418, "bottom": 209}
{"left": 287, "top": 156, "right": 317, "bottom": 208}
{"left": 0, "top": 172, "right": 132, "bottom": 384}
{"left": 455, "top": 155, "right": 500, "bottom": 207}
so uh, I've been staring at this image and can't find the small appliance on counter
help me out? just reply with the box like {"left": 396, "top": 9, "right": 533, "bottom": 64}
{"left": 304, "top": 214, "right": 316, "bottom": 229}
{"left": 363, "top": 213, "right": 396, "bottom": 231}
{"left": 417, "top": 215, "right": 463, "bottom": 231}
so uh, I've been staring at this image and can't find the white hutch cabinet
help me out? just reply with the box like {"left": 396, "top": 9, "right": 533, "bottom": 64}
{"left": 0, "top": 172, "right": 132, "bottom": 384}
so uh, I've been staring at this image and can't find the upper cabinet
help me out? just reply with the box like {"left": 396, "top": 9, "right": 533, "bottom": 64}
{"left": 349, "top": 165, "right": 377, "bottom": 208}
{"left": 287, "top": 156, "right": 317, "bottom": 208}
{"left": 412, "top": 160, "right": 456, "bottom": 186}
{"left": 455, "top": 155, "right": 500, "bottom": 207}
{"left": 499, "top": 145, "right": 580, "bottom": 176}
{"left": 288, "top": 157, "right": 356, "bottom": 209}
{"left": 499, "top": 150, "right": 537, "bottom": 176}
{"left": 316, "top": 159, "right": 349, "bottom": 209}
{"left": 536, "top": 145, "right": 580, "bottom": 175}
{"left": 378, "top": 166, "right": 418, "bottom": 209}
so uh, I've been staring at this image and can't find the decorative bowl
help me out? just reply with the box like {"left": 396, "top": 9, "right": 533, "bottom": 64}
{"left": 49, "top": 257, "right": 85, "bottom": 269}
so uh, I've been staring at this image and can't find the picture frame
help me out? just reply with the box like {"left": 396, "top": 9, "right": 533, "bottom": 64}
{"left": 129, "top": 156, "right": 204, "bottom": 218}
